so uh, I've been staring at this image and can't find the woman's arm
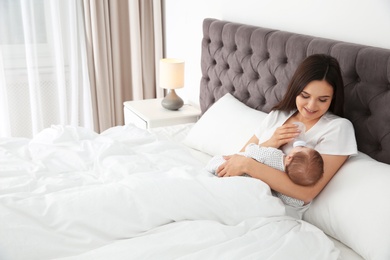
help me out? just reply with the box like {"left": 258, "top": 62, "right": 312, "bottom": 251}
{"left": 217, "top": 153, "right": 348, "bottom": 203}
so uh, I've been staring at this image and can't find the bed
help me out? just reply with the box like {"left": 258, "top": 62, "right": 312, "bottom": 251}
{"left": 1, "top": 18, "right": 390, "bottom": 260}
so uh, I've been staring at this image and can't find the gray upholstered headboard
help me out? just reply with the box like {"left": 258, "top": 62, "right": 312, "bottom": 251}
{"left": 200, "top": 18, "right": 390, "bottom": 164}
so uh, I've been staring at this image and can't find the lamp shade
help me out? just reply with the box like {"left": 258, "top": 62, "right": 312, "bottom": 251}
{"left": 159, "top": 58, "right": 184, "bottom": 89}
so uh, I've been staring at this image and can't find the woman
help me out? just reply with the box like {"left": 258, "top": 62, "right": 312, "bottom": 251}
{"left": 216, "top": 54, "right": 358, "bottom": 218}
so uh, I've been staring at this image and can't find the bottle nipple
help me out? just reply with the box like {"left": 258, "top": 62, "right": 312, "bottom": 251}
{"left": 293, "top": 122, "right": 307, "bottom": 147}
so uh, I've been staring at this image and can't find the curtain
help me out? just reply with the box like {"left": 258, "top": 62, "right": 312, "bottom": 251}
{"left": 0, "top": 0, "right": 93, "bottom": 138}
{"left": 0, "top": 0, "right": 163, "bottom": 137}
{"left": 83, "top": 0, "right": 163, "bottom": 133}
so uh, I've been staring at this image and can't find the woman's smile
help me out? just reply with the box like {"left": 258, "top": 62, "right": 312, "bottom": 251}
{"left": 304, "top": 107, "right": 316, "bottom": 114}
{"left": 296, "top": 80, "right": 333, "bottom": 123}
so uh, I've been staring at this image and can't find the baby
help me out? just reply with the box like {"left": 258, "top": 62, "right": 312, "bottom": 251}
{"left": 206, "top": 142, "right": 324, "bottom": 207}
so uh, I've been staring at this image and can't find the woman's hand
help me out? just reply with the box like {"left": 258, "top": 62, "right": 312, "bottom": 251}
{"left": 261, "top": 123, "right": 300, "bottom": 148}
{"left": 216, "top": 154, "right": 250, "bottom": 177}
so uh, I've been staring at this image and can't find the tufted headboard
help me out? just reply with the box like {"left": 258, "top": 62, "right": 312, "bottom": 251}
{"left": 200, "top": 18, "right": 390, "bottom": 164}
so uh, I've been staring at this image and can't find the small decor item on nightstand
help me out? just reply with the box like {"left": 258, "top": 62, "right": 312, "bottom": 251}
{"left": 160, "top": 58, "right": 185, "bottom": 110}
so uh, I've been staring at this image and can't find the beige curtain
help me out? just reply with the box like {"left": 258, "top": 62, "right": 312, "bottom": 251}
{"left": 83, "top": 0, "right": 163, "bottom": 133}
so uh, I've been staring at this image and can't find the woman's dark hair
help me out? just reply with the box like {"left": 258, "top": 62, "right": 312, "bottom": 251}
{"left": 273, "top": 54, "right": 345, "bottom": 117}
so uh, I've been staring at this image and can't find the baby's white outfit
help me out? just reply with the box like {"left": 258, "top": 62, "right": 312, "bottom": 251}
{"left": 205, "top": 143, "right": 305, "bottom": 207}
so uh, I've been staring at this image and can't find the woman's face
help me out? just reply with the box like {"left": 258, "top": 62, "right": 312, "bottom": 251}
{"left": 296, "top": 80, "right": 334, "bottom": 122}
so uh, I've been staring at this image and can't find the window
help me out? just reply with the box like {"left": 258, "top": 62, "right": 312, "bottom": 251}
{"left": 0, "top": 0, "right": 52, "bottom": 69}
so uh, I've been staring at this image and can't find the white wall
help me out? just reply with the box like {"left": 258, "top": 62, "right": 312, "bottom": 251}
{"left": 164, "top": 0, "right": 390, "bottom": 108}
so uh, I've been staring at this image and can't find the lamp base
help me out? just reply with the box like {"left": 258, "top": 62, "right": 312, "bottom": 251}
{"left": 161, "top": 89, "right": 184, "bottom": 110}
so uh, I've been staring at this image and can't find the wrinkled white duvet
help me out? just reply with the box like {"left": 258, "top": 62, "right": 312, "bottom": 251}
{"left": 0, "top": 125, "right": 339, "bottom": 260}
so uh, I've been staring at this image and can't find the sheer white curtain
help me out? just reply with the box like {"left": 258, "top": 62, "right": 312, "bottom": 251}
{"left": 0, "top": 0, "right": 93, "bottom": 138}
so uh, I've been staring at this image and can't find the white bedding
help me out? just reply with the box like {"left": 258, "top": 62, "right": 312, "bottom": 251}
{"left": 152, "top": 124, "right": 366, "bottom": 260}
{"left": 0, "top": 124, "right": 340, "bottom": 260}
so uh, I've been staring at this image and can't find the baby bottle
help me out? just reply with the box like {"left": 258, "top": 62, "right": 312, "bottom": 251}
{"left": 293, "top": 122, "right": 307, "bottom": 147}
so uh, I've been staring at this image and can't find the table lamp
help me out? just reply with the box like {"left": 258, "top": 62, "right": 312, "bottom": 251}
{"left": 160, "top": 58, "right": 184, "bottom": 110}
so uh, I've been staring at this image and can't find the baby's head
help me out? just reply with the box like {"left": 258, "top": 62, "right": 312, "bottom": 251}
{"left": 285, "top": 146, "right": 324, "bottom": 186}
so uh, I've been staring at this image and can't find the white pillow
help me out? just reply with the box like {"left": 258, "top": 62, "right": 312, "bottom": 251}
{"left": 183, "top": 93, "right": 268, "bottom": 156}
{"left": 303, "top": 152, "right": 390, "bottom": 260}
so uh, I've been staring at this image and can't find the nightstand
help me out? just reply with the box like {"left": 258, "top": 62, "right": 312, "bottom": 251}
{"left": 123, "top": 98, "right": 201, "bottom": 129}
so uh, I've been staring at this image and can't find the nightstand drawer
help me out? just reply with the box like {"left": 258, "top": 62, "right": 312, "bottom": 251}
{"left": 124, "top": 106, "right": 147, "bottom": 129}
{"left": 146, "top": 114, "right": 199, "bottom": 128}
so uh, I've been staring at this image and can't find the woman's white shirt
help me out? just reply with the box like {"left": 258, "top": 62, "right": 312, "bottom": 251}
{"left": 254, "top": 110, "right": 357, "bottom": 219}
{"left": 255, "top": 110, "right": 358, "bottom": 156}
